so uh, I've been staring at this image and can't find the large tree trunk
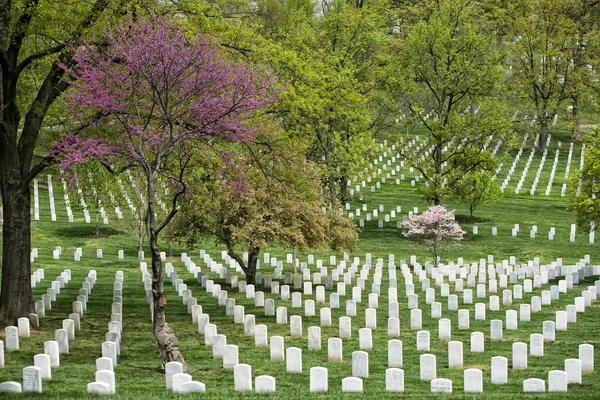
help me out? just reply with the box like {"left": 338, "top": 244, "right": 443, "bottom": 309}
{"left": 571, "top": 93, "right": 581, "bottom": 141}
{"left": 339, "top": 174, "right": 348, "bottom": 203}
{"left": 538, "top": 118, "right": 548, "bottom": 152}
{"left": 146, "top": 169, "right": 185, "bottom": 369}
{"left": 0, "top": 161, "right": 33, "bottom": 328}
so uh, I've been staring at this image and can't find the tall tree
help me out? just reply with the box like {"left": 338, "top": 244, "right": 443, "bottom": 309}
{"left": 568, "top": 128, "right": 600, "bottom": 236}
{"left": 265, "top": 0, "right": 391, "bottom": 202}
{"left": 55, "top": 15, "right": 273, "bottom": 367}
{"left": 0, "top": 0, "right": 123, "bottom": 328}
{"left": 393, "top": 0, "right": 510, "bottom": 205}
{"left": 506, "top": 0, "right": 579, "bottom": 150}
{"left": 170, "top": 129, "right": 358, "bottom": 284}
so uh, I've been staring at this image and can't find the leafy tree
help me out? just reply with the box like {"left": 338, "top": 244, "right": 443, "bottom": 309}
{"left": 55, "top": 15, "right": 273, "bottom": 368}
{"left": 505, "top": 0, "right": 578, "bottom": 150}
{"left": 169, "top": 129, "right": 358, "bottom": 284}
{"left": 452, "top": 170, "right": 501, "bottom": 223}
{"left": 0, "top": 0, "right": 127, "bottom": 328}
{"left": 265, "top": 0, "right": 391, "bottom": 202}
{"left": 393, "top": 0, "right": 511, "bottom": 205}
{"left": 568, "top": 129, "right": 600, "bottom": 235}
{"left": 401, "top": 204, "right": 465, "bottom": 266}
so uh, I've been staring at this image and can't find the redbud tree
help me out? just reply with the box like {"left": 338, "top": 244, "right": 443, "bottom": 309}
{"left": 401, "top": 205, "right": 465, "bottom": 266}
{"left": 56, "top": 15, "right": 273, "bottom": 368}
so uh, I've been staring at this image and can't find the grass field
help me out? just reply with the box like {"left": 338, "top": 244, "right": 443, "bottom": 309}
{"left": 0, "top": 123, "right": 599, "bottom": 399}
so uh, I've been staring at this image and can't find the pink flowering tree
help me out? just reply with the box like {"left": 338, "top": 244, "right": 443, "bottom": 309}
{"left": 401, "top": 205, "right": 465, "bottom": 266}
{"left": 55, "top": 15, "right": 273, "bottom": 368}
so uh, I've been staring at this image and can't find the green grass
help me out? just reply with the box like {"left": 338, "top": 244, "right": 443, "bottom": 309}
{"left": 0, "top": 124, "right": 599, "bottom": 399}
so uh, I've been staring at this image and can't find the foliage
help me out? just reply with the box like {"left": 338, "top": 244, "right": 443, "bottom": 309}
{"left": 452, "top": 170, "right": 502, "bottom": 223}
{"left": 263, "top": 0, "right": 392, "bottom": 202}
{"left": 568, "top": 129, "right": 600, "bottom": 233}
{"left": 0, "top": 0, "right": 133, "bottom": 327}
{"left": 505, "top": 0, "right": 579, "bottom": 150}
{"left": 169, "top": 128, "right": 358, "bottom": 283}
{"left": 401, "top": 205, "right": 465, "bottom": 266}
{"left": 55, "top": 14, "right": 273, "bottom": 367}
{"left": 393, "top": 0, "right": 512, "bottom": 205}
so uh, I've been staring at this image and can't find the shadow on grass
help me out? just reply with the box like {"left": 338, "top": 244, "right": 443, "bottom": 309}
{"left": 52, "top": 225, "right": 123, "bottom": 238}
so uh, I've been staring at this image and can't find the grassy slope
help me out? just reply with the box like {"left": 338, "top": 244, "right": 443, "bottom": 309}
{"left": 0, "top": 125, "right": 599, "bottom": 399}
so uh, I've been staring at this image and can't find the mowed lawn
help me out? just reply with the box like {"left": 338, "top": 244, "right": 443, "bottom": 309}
{"left": 0, "top": 129, "right": 599, "bottom": 398}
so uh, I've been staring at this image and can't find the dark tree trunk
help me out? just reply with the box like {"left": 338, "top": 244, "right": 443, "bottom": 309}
{"left": 339, "top": 175, "right": 348, "bottom": 203}
{"left": 538, "top": 118, "right": 548, "bottom": 152}
{"left": 571, "top": 93, "right": 581, "bottom": 141}
{"left": 146, "top": 169, "right": 185, "bottom": 369}
{"left": 226, "top": 244, "right": 259, "bottom": 285}
{"left": 0, "top": 156, "right": 33, "bottom": 327}
{"left": 469, "top": 206, "right": 474, "bottom": 224}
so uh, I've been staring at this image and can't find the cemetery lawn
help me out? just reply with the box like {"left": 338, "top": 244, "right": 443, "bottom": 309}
{"left": 0, "top": 125, "right": 599, "bottom": 398}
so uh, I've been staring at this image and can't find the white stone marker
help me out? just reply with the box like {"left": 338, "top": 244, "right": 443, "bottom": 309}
{"left": 543, "top": 320, "right": 556, "bottom": 341}
{"left": 276, "top": 307, "right": 288, "bottom": 324}
{"left": 530, "top": 333, "right": 544, "bottom": 356}
{"left": 448, "top": 341, "right": 463, "bottom": 368}
{"left": 23, "top": 366, "right": 42, "bottom": 393}
{"left": 33, "top": 354, "right": 51, "bottom": 379}
{"left": 181, "top": 381, "right": 206, "bottom": 393}
{"left": 431, "top": 378, "right": 452, "bottom": 393}
{"left": 308, "top": 326, "right": 321, "bottom": 350}
{"left": 255, "top": 325, "right": 268, "bottom": 347}
{"left": 579, "top": 344, "right": 594, "bottom": 372}
{"left": 439, "top": 318, "right": 451, "bottom": 340}
{"left": 0, "top": 382, "right": 22, "bottom": 393}
{"left": 234, "top": 364, "right": 252, "bottom": 392}
{"left": 290, "top": 315, "right": 302, "bottom": 337}
{"left": 548, "top": 370, "right": 567, "bottom": 392}
{"left": 17, "top": 318, "right": 30, "bottom": 337}
{"left": 388, "top": 317, "right": 400, "bottom": 337}
{"left": 255, "top": 375, "right": 276, "bottom": 393}
{"left": 310, "top": 367, "right": 328, "bottom": 392}
{"left": 513, "top": 342, "right": 528, "bottom": 369}
{"left": 328, "top": 338, "right": 343, "bottom": 362}
{"left": 95, "top": 370, "right": 116, "bottom": 394}
{"left": 359, "top": 328, "right": 372, "bottom": 350}
{"left": 341, "top": 377, "right": 363, "bottom": 393}
{"left": 102, "top": 341, "right": 117, "bottom": 366}
{"left": 44, "top": 341, "right": 59, "bottom": 367}
{"left": 352, "top": 351, "right": 369, "bottom": 378}
{"left": 165, "top": 361, "right": 184, "bottom": 389}
{"left": 55, "top": 329, "right": 69, "bottom": 353}
{"left": 523, "top": 378, "right": 545, "bottom": 392}
{"left": 270, "top": 336, "right": 284, "bottom": 361}
{"left": 286, "top": 347, "right": 302, "bottom": 373}
{"left": 96, "top": 357, "right": 113, "bottom": 372}
{"left": 471, "top": 332, "right": 484, "bottom": 353}
{"left": 565, "top": 358, "right": 582, "bottom": 384}
{"left": 172, "top": 373, "right": 193, "bottom": 393}
{"left": 320, "top": 308, "right": 332, "bottom": 327}
{"left": 386, "top": 368, "right": 404, "bottom": 392}
{"left": 87, "top": 382, "right": 111, "bottom": 394}
{"left": 491, "top": 356, "right": 508, "bottom": 384}
{"left": 223, "top": 344, "right": 239, "bottom": 369}
{"left": 213, "top": 334, "right": 227, "bottom": 358}
{"left": 490, "top": 320, "right": 503, "bottom": 341}
{"left": 205, "top": 324, "right": 217, "bottom": 346}
{"left": 411, "top": 309, "right": 422, "bottom": 330}
{"left": 388, "top": 339, "right": 403, "bottom": 367}
{"left": 6, "top": 326, "right": 19, "bottom": 350}
{"left": 464, "top": 368, "right": 483, "bottom": 393}
{"left": 339, "top": 316, "right": 352, "bottom": 338}
{"left": 420, "top": 354, "right": 436, "bottom": 381}
{"left": 416, "top": 330, "right": 431, "bottom": 351}
{"left": 506, "top": 310, "right": 518, "bottom": 330}
{"left": 244, "top": 314, "right": 255, "bottom": 336}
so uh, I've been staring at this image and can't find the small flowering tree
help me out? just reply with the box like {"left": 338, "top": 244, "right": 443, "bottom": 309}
{"left": 55, "top": 15, "right": 273, "bottom": 368}
{"left": 401, "top": 205, "right": 465, "bottom": 266}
